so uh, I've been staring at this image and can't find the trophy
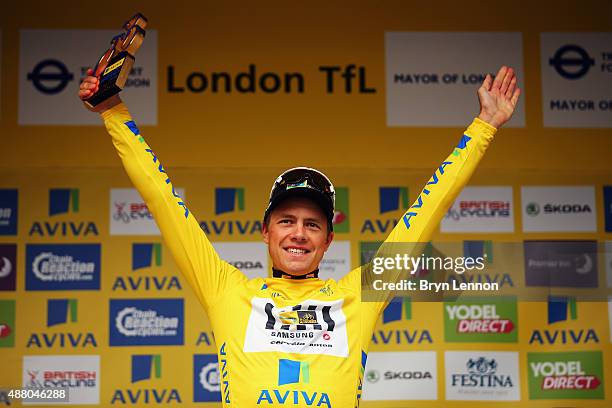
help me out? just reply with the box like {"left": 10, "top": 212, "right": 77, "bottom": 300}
{"left": 84, "top": 13, "right": 148, "bottom": 108}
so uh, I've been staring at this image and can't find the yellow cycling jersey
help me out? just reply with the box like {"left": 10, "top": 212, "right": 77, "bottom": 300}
{"left": 102, "top": 103, "right": 495, "bottom": 407}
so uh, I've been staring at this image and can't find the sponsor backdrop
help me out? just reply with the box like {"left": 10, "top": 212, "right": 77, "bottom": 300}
{"left": 1, "top": 1, "right": 612, "bottom": 408}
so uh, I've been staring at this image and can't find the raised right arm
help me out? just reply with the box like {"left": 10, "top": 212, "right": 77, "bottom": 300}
{"left": 80, "top": 76, "right": 246, "bottom": 312}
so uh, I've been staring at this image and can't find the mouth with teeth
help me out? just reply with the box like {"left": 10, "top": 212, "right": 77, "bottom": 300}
{"left": 285, "top": 247, "right": 310, "bottom": 256}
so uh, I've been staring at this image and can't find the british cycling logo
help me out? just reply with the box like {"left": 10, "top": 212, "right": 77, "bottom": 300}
{"left": 111, "top": 354, "right": 182, "bottom": 404}
{"left": 441, "top": 186, "right": 513, "bottom": 233}
{"left": 25, "top": 244, "right": 101, "bottom": 291}
{"left": 22, "top": 355, "right": 100, "bottom": 404}
{"left": 243, "top": 298, "right": 349, "bottom": 357}
{"left": 109, "top": 299, "right": 184, "bottom": 346}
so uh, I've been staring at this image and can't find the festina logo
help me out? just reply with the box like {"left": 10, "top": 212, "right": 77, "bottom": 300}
{"left": 530, "top": 361, "right": 600, "bottom": 390}
{"left": 110, "top": 389, "right": 182, "bottom": 404}
{"left": 544, "top": 204, "right": 591, "bottom": 214}
{"left": 112, "top": 276, "right": 182, "bottom": 291}
{"left": 371, "top": 329, "right": 433, "bottom": 345}
{"left": 529, "top": 329, "right": 599, "bottom": 345}
{"left": 26, "top": 333, "right": 98, "bottom": 348}
{"left": 29, "top": 221, "right": 99, "bottom": 236}
{"left": 446, "top": 304, "right": 514, "bottom": 334}
{"left": 451, "top": 357, "right": 513, "bottom": 388}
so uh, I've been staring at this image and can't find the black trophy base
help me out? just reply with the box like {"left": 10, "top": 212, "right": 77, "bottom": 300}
{"left": 85, "top": 51, "right": 135, "bottom": 108}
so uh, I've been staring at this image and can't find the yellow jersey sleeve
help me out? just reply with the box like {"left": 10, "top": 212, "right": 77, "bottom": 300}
{"left": 340, "top": 118, "right": 496, "bottom": 315}
{"left": 102, "top": 103, "right": 247, "bottom": 311}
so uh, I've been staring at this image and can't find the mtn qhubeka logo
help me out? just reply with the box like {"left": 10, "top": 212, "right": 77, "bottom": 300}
{"left": 526, "top": 202, "right": 540, "bottom": 216}
{"left": 528, "top": 351, "right": 604, "bottom": 399}
{"left": 444, "top": 298, "right": 517, "bottom": 343}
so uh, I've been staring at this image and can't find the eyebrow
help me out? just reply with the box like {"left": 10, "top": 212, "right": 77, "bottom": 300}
{"left": 277, "top": 214, "right": 324, "bottom": 224}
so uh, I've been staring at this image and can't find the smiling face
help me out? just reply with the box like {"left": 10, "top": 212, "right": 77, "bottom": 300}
{"left": 262, "top": 196, "right": 334, "bottom": 276}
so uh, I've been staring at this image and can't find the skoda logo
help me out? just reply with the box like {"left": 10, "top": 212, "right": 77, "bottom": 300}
{"left": 27, "top": 59, "right": 74, "bottom": 94}
{"left": 526, "top": 203, "right": 540, "bottom": 216}
{"left": 549, "top": 45, "right": 595, "bottom": 80}
{"left": 366, "top": 370, "right": 380, "bottom": 383}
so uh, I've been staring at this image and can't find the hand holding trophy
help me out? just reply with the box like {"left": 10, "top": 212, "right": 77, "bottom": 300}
{"left": 82, "top": 13, "right": 148, "bottom": 110}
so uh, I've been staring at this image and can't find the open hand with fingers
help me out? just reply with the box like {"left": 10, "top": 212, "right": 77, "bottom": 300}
{"left": 477, "top": 66, "right": 521, "bottom": 128}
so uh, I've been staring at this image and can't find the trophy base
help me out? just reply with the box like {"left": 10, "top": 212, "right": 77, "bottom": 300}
{"left": 85, "top": 51, "right": 135, "bottom": 108}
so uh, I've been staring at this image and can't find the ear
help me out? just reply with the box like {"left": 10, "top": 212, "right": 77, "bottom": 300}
{"left": 262, "top": 221, "right": 269, "bottom": 244}
{"left": 323, "top": 231, "right": 334, "bottom": 252}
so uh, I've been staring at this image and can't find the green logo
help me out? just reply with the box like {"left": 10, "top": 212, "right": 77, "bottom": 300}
{"left": 333, "top": 187, "right": 349, "bottom": 233}
{"left": 444, "top": 297, "right": 518, "bottom": 343}
{"left": 0, "top": 300, "right": 16, "bottom": 347}
{"left": 526, "top": 202, "right": 540, "bottom": 216}
{"left": 528, "top": 351, "right": 604, "bottom": 399}
{"left": 366, "top": 370, "right": 380, "bottom": 383}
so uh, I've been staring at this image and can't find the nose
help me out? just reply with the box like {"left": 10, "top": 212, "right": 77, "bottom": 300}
{"left": 290, "top": 221, "right": 307, "bottom": 242}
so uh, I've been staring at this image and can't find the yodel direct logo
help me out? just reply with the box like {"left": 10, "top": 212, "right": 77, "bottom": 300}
{"left": 109, "top": 299, "right": 184, "bottom": 346}
{"left": 444, "top": 298, "right": 517, "bottom": 343}
{"left": 528, "top": 352, "right": 604, "bottom": 399}
{"left": 25, "top": 244, "right": 101, "bottom": 291}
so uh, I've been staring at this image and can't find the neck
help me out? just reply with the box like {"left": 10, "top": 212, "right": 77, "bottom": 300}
{"left": 272, "top": 268, "right": 319, "bottom": 280}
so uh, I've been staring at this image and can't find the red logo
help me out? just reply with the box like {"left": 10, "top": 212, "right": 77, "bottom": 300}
{"left": 332, "top": 211, "right": 346, "bottom": 225}
{"left": 0, "top": 323, "right": 11, "bottom": 338}
{"left": 323, "top": 333, "right": 331, "bottom": 341}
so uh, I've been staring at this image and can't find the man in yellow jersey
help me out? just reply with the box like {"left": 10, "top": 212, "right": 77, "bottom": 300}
{"left": 79, "top": 65, "right": 520, "bottom": 407}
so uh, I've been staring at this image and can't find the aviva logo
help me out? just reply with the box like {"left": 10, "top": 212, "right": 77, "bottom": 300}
{"left": 528, "top": 296, "right": 598, "bottom": 345}
{"left": 463, "top": 240, "right": 494, "bottom": 263}
{"left": 383, "top": 297, "right": 412, "bottom": 324}
{"left": 47, "top": 299, "right": 77, "bottom": 327}
{"left": 132, "top": 354, "right": 161, "bottom": 383}
{"left": 49, "top": 189, "right": 79, "bottom": 216}
{"left": 132, "top": 243, "right": 162, "bottom": 271}
{"left": 279, "top": 359, "right": 310, "bottom": 386}
{"left": 257, "top": 359, "right": 330, "bottom": 406}
{"left": 548, "top": 296, "right": 577, "bottom": 324}
{"left": 379, "top": 187, "right": 408, "bottom": 214}
{"left": 215, "top": 188, "right": 244, "bottom": 215}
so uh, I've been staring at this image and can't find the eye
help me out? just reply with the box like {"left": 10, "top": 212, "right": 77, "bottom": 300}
{"left": 307, "top": 222, "right": 321, "bottom": 229}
